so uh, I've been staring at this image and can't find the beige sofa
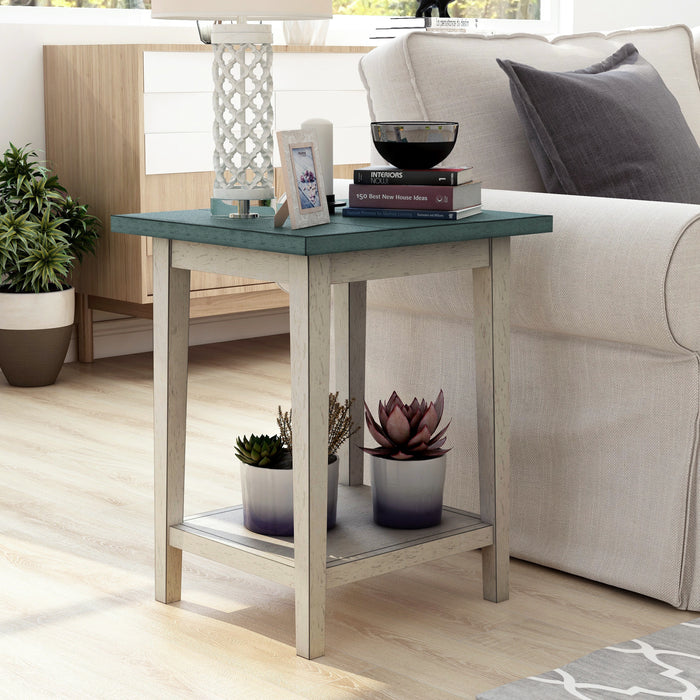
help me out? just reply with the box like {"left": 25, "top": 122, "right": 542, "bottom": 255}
{"left": 359, "top": 24, "right": 700, "bottom": 609}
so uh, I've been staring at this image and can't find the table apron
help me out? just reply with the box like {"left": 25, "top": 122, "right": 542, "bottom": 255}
{"left": 170, "top": 238, "right": 491, "bottom": 285}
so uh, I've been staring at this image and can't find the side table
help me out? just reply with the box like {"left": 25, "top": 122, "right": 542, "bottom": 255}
{"left": 111, "top": 208, "right": 553, "bottom": 659}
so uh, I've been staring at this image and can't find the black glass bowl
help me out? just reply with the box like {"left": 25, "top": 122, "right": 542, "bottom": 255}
{"left": 371, "top": 121, "right": 459, "bottom": 169}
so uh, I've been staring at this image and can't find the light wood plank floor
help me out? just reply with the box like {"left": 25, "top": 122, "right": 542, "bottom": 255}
{"left": 1, "top": 334, "right": 696, "bottom": 699}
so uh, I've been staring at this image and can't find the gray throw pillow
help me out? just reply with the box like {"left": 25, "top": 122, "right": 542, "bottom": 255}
{"left": 497, "top": 43, "right": 700, "bottom": 204}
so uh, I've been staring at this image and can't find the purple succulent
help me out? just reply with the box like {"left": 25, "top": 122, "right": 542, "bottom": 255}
{"left": 361, "top": 390, "right": 451, "bottom": 460}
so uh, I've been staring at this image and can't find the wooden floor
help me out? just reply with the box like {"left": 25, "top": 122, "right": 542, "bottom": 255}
{"left": 1, "top": 334, "right": 696, "bottom": 699}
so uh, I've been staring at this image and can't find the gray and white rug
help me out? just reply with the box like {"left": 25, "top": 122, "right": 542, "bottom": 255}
{"left": 477, "top": 618, "right": 700, "bottom": 699}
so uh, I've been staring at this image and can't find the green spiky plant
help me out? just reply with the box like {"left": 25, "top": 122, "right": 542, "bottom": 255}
{"left": 0, "top": 143, "right": 100, "bottom": 293}
{"left": 235, "top": 434, "right": 291, "bottom": 469}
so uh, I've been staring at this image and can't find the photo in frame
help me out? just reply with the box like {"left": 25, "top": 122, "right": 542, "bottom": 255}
{"left": 276, "top": 129, "right": 330, "bottom": 229}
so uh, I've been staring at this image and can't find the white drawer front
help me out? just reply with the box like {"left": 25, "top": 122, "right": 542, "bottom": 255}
{"left": 145, "top": 132, "right": 214, "bottom": 175}
{"left": 144, "top": 92, "right": 212, "bottom": 134}
{"left": 333, "top": 126, "right": 372, "bottom": 165}
{"left": 143, "top": 50, "right": 369, "bottom": 174}
{"left": 275, "top": 90, "right": 370, "bottom": 131}
{"left": 273, "top": 53, "right": 366, "bottom": 91}
{"left": 143, "top": 51, "right": 212, "bottom": 93}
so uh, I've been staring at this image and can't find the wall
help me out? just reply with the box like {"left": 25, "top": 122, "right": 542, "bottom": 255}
{"left": 0, "top": 8, "right": 200, "bottom": 153}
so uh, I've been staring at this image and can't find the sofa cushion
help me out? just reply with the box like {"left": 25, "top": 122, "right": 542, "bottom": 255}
{"left": 359, "top": 25, "right": 700, "bottom": 192}
{"left": 497, "top": 43, "right": 700, "bottom": 203}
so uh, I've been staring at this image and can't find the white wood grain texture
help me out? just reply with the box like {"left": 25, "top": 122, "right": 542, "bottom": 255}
{"left": 144, "top": 92, "right": 212, "bottom": 134}
{"left": 145, "top": 132, "right": 214, "bottom": 175}
{"left": 143, "top": 51, "right": 213, "bottom": 93}
{"left": 289, "top": 254, "right": 332, "bottom": 659}
{"left": 332, "top": 282, "right": 367, "bottom": 485}
{"left": 272, "top": 52, "right": 367, "bottom": 91}
{"left": 275, "top": 91, "right": 370, "bottom": 129}
{"left": 328, "top": 239, "right": 490, "bottom": 284}
{"left": 153, "top": 237, "right": 191, "bottom": 604}
{"left": 473, "top": 237, "right": 511, "bottom": 603}
{"left": 332, "top": 126, "right": 373, "bottom": 168}
{"left": 169, "top": 526, "right": 295, "bottom": 588}
{"left": 326, "top": 526, "right": 494, "bottom": 588}
{"left": 172, "top": 241, "right": 291, "bottom": 283}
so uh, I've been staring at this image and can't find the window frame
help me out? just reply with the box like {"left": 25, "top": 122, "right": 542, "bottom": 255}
{"left": 0, "top": 2, "right": 562, "bottom": 40}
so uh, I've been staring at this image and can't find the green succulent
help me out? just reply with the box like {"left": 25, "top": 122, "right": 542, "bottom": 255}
{"left": 235, "top": 434, "right": 290, "bottom": 469}
{"left": 0, "top": 143, "right": 100, "bottom": 293}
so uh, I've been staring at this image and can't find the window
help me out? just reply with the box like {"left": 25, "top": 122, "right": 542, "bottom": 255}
{"left": 333, "top": 1, "right": 541, "bottom": 20}
{"left": 0, "top": 0, "right": 560, "bottom": 37}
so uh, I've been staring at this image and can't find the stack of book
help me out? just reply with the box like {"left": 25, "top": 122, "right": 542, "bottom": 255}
{"left": 342, "top": 165, "right": 481, "bottom": 221}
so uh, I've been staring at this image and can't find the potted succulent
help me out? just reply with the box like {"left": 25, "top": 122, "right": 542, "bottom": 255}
{"left": 236, "top": 392, "right": 358, "bottom": 536}
{"left": 361, "top": 389, "right": 451, "bottom": 529}
{"left": 0, "top": 143, "right": 100, "bottom": 386}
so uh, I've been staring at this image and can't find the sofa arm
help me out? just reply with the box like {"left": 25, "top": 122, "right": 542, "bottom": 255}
{"left": 483, "top": 189, "right": 700, "bottom": 353}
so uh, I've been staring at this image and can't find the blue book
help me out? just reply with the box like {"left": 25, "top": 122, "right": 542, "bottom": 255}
{"left": 341, "top": 203, "right": 481, "bottom": 221}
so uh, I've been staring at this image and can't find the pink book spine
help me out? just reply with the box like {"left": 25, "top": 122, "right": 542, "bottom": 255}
{"left": 349, "top": 184, "right": 458, "bottom": 210}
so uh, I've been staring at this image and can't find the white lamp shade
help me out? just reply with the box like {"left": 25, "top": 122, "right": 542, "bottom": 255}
{"left": 151, "top": 0, "right": 332, "bottom": 21}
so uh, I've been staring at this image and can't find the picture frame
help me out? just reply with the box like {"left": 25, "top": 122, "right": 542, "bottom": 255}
{"left": 275, "top": 129, "right": 330, "bottom": 229}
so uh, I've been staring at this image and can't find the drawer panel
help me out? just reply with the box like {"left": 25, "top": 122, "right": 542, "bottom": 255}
{"left": 275, "top": 90, "right": 370, "bottom": 130}
{"left": 144, "top": 51, "right": 212, "bottom": 93}
{"left": 145, "top": 132, "right": 213, "bottom": 175}
{"left": 273, "top": 53, "right": 366, "bottom": 90}
{"left": 144, "top": 92, "right": 212, "bottom": 134}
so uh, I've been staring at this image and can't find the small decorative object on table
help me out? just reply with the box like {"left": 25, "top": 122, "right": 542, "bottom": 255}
{"left": 275, "top": 129, "right": 331, "bottom": 229}
{"left": 343, "top": 122, "right": 474, "bottom": 220}
{"left": 237, "top": 393, "right": 358, "bottom": 536}
{"left": 361, "top": 389, "right": 451, "bottom": 529}
{"left": 371, "top": 121, "right": 458, "bottom": 169}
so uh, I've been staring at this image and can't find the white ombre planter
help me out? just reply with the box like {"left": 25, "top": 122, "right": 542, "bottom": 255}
{"left": 241, "top": 455, "right": 339, "bottom": 537}
{"left": 370, "top": 454, "right": 447, "bottom": 529}
{"left": 0, "top": 287, "right": 75, "bottom": 387}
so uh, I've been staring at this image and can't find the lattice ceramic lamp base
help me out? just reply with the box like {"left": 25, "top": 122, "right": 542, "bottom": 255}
{"left": 150, "top": 0, "right": 333, "bottom": 218}
{"left": 211, "top": 23, "right": 275, "bottom": 218}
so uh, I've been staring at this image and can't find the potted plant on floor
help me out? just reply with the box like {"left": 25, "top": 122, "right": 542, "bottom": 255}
{"left": 0, "top": 143, "right": 100, "bottom": 386}
{"left": 236, "top": 392, "right": 359, "bottom": 536}
{"left": 361, "top": 389, "right": 451, "bottom": 529}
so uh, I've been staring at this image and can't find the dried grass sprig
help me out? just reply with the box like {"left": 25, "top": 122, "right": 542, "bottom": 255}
{"left": 277, "top": 392, "right": 360, "bottom": 457}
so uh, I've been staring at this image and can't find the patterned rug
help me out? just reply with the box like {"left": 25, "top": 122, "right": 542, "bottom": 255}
{"left": 477, "top": 618, "right": 700, "bottom": 699}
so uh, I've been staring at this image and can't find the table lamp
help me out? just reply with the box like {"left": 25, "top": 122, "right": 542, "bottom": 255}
{"left": 151, "top": 1, "right": 333, "bottom": 218}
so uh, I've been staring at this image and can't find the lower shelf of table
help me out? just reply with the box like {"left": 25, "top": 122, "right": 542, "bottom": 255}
{"left": 169, "top": 485, "right": 493, "bottom": 589}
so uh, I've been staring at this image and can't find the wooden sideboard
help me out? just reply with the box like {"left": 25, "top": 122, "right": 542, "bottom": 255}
{"left": 43, "top": 43, "right": 372, "bottom": 361}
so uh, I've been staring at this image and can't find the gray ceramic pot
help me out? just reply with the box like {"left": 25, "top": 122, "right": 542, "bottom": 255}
{"left": 241, "top": 454, "right": 339, "bottom": 536}
{"left": 370, "top": 453, "right": 446, "bottom": 529}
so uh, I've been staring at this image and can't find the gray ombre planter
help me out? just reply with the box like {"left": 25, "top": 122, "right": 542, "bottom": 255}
{"left": 241, "top": 455, "right": 339, "bottom": 536}
{"left": 0, "top": 287, "right": 75, "bottom": 387}
{"left": 370, "top": 454, "right": 447, "bottom": 529}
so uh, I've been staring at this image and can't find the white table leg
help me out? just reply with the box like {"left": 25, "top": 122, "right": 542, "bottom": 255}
{"left": 289, "top": 254, "right": 332, "bottom": 659}
{"left": 153, "top": 238, "right": 191, "bottom": 604}
{"left": 473, "top": 236, "right": 511, "bottom": 603}
{"left": 332, "top": 281, "right": 367, "bottom": 486}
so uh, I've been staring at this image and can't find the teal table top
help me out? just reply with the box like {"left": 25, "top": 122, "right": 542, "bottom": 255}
{"left": 111, "top": 209, "right": 553, "bottom": 256}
